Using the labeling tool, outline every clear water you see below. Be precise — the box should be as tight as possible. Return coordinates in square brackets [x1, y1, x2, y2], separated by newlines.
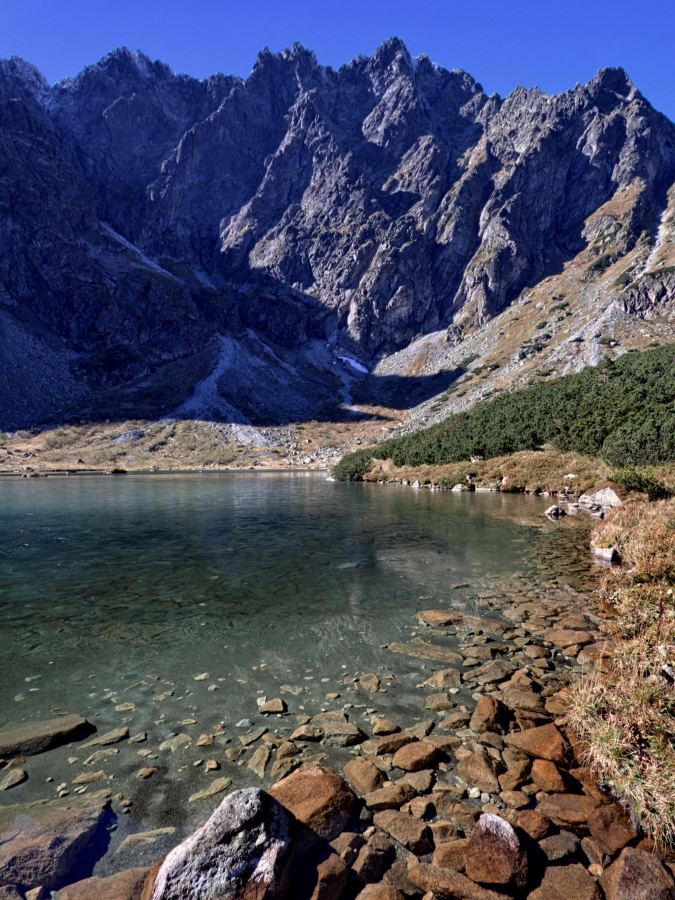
[0, 472, 595, 852]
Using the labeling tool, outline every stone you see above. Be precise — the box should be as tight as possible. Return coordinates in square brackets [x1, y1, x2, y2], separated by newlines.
[457, 750, 501, 793]
[352, 834, 395, 883]
[580, 487, 623, 509]
[359, 674, 381, 693]
[536, 793, 600, 828]
[408, 720, 435, 740]
[528, 863, 601, 900]
[498, 759, 530, 792]
[500, 790, 530, 809]
[587, 804, 638, 856]
[464, 813, 528, 890]
[310, 851, 348, 900]
[0, 770, 27, 791]
[364, 783, 415, 811]
[270, 764, 355, 841]
[539, 830, 580, 861]
[83, 747, 119, 767]
[344, 759, 385, 794]
[372, 718, 399, 736]
[72, 770, 107, 785]
[407, 864, 506, 900]
[56, 869, 152, 900]
[248, 745, 271, 778]
[355, 886, 404, 900]
[398, 769, 434, 793]
[117, 829, 176, 853]
[439, 712, 471, 729]
[310, 713, 364, 748]
[376, 733, 416, 755]
[187, 777, 232, 803]
[0, 790, 110, 891]
[386, 641, 464, 666]
[137, 768, 158, 779]
[0, 715, 91, 758]
[600, 847, 675, 900]
[545, 629, 593, 648]
[499, 689, 546, 714]
[148, 788, 295, 899]
[0, 888, 24, 900]
[545, 506, 566, 518]
[415, 612, 507, 635]
[392, 741, 436, 772]
[423, 668, 462, 689]
[504, 724, 567, 762]
[594, 546, 619, 562]
[433, 838, 469, 871]
[291, 725, 324, 742]
[471, 660, 516, 685]
[430, 820, 461, 843]
[260, 699, 287, 715]
[530, 759, 566, 793]
[158, 734, 191, 752]
[469, 696, 510, 734]
[516, 810, 550, 840]
[425, 693, 456, 711]
[80, 727, 129, 747]
[372, 811, 432, 855]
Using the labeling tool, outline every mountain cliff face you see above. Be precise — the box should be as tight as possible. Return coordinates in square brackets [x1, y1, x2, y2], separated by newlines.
[1, 40, 675, 430]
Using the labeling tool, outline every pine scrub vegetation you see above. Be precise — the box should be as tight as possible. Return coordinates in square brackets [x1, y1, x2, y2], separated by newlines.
[332, 345, 675, 480]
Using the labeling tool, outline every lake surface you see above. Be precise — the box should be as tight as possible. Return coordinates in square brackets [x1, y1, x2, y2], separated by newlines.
[0, 472, 596, 853]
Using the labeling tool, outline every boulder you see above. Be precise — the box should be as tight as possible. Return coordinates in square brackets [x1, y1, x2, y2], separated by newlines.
[503, 724, 567, 763]
[536, 793, 600, 829]
[528, 863, 601, 900]
[392, 741, 436, 772]
[579, 487, 623, 508]
[530, 759, 567, 793]
[469, 696, 510, 734]
[544, 630, 594, 649]
[0, 790, 110, 891]
[463, 813, 528, 890]
[423, 668, 462, 689]
[587, 805, 638, 856]
[545, 506, 566, 518]
[270, 764, 355, 841]
[148, 788, 295, 900]
[351, 834, 395, 884]
[364, 783, 415, 811]
[516, 810, 550, 840]
[355, 886, 404, 900]
[432, 837, 469, 871]
[58, 867, 151, 900]
[407, 864, 506, 900]
[372, 811, 432, 855]
[457, 750, 501, 793]
[309, 713, 364, 748]
[343, 759, 385, 795]
[600, 847, 675, 900]
[0, 715, 91, 758]
[375, 733, 416, 755]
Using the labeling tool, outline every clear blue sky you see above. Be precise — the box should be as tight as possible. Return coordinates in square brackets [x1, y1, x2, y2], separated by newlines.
[3, 0, 674, 120]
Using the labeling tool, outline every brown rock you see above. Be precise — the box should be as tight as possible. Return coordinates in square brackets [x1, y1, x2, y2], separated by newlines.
[376, 733, 416, 755]
[432, 797, 481, 831]
[291, 725, 324, 742]
[499, 689, 546, 714]
[464, 813, 528, 890]
[80, 727, 129, 748]
[587, 804, 638, 856]
[600, 847, 675, 900]
[372, 719, 399, 736]
[57, 867, 151, 900]
[392, 741, 436, 772]
[344, 759, 385, 795]
[372, 811, 432, 855]
[432, 838, 469, 871]
[545, 629, 594, 648]
[499, 790, 530, 809]
[472, 660, 516, 685]
[539, 831, 580, 862]
[426, 734, 462, 753]
[516, 810, 550, 840]
[311, 850, 348, 900]
[439, 712, 471, 729]
[355, 885, 404, 900]
[536, 793, 600, 829]
[469, 697, 510, 734]
[309, 712, 364, 748]
[425, 693, 456, 711]
[0, 770, 27, 791]
[503, 724, 567, 762]
[359, 674, 381, 693]
[407, 863, 507, 900]
[365, 783, 416, 811]
[528, 863, 601, 900]
[386, 641, 464, 666]
[352, 834, 395, 884]
[414, 612, 507, 635]
[430, 820, 461, 844]
[498, 759, 530, 792]
[531, 759, 567, 793]
[0, 715, 91, 758]
[457, 750, 501, 793]
[398, 769, 434, 793]
[270, 763, 355, 841]
[260, 698, 287, 715]
[423, 668, 462, 689]
[0, 790, 110, 890]
[0, 888, 24, 900]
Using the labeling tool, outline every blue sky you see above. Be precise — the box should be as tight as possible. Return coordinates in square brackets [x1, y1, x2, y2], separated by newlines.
[3, 0, 674, 119]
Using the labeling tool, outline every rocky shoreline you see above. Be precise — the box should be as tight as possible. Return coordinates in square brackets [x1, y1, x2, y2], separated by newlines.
[1, 540, 671, 900]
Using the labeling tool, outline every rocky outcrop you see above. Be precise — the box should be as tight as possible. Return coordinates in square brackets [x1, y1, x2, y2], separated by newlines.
[1, 43, 675, 427]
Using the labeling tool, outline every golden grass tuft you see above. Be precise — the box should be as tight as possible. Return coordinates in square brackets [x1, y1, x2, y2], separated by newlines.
[568, 497, 675, 847]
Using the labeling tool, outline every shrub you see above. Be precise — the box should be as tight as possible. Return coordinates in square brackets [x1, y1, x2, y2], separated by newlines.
[332, 449, 373, 481]
[611, 468, 671, 501]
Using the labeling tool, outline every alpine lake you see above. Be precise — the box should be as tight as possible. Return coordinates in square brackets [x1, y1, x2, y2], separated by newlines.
[0, 471, 599, 878]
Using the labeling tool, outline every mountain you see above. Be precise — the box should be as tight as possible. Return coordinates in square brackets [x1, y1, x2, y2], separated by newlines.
[1, 40, 675, 434]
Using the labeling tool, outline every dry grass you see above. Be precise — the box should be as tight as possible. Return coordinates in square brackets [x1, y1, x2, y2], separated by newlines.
[365, 447, 614, 494]
[568, 497, 675, 847]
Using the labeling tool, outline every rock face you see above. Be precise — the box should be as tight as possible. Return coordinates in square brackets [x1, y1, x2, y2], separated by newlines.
[0, 790, 111, 891]
[148, 788, 296, 900]
[1, 45, 675, 427]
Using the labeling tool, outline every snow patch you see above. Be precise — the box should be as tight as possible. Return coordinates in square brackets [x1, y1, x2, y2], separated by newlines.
[337, 356, 369, 374]
[100, 222, 176, 279]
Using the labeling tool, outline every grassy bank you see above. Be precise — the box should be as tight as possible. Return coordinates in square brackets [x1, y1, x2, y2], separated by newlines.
[568, 498, 675, 845]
